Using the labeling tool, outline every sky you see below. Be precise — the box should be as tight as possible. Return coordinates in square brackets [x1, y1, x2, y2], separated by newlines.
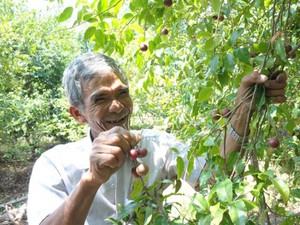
[27, 0, 75, 12]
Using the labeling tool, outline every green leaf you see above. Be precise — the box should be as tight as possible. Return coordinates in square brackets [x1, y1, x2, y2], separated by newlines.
[97, 0, 109, 12]
[216, 178, 233, 202]
[211, 0, 221, 12]
[203, 136, 215, 146]
[272, 177, 290, 204]
[253, 84, 265, 111]
[230, 28, 244, 46]
[84, 26, 96, 40]
[233, 48, 250, 64]
[226, 151, 239, 171]
[275, 39, 287, 63]
[291, 189, 300, 199]
[144, 207, 153, 225]
[210, 202, 225, 224]
[58, 7, 73, 22]
[110, 0, 124, 15]
[242, 198, 257, 211]
[228, 200, 247, 225]
[95, 29, 106, 47]
[223, 53, 235, 73]
[193, 193, 210, 214]
[252, 42, 269, 53]
[197, 87, 214, 103]
[176, 156, 185, 178]
[210, 55, 219, 74]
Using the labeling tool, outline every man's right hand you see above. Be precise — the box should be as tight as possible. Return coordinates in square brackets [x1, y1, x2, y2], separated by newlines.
[87, 126, 141, 186]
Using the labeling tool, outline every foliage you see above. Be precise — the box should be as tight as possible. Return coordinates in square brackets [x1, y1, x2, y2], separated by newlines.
[0, 0, 86, 162]
[57, 0, 300, 223]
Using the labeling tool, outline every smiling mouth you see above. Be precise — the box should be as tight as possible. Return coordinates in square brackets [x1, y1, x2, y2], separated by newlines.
[105, 115, 127, 124]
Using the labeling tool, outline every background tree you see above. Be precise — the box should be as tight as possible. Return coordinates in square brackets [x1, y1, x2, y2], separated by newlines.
[0, 0, 85, 161]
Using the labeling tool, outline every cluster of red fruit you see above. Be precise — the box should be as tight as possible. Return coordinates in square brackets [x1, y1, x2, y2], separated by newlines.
[139, 1, 172, 52]
[128, 147, 149, 177]
[128, 147, 148, 160]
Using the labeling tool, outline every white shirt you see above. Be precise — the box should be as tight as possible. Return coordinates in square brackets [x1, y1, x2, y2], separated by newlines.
[27, 129, 205, 225]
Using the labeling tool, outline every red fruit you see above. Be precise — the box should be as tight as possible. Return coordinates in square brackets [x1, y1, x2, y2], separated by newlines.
[161, 28, 169, 35]
[131, 167, 139, 177]
[128, 149, 139, 160]
[250, 52, 258, 58]
[218, 15, 225, 21]
[136, 164, 149, 177]
[221, 109, 231, 118]
[140, 43, 148, 52]
[285, 44, 292, 54]
[138, 147, 148, 157]
[289, 52, 296, 59]
[268, 138, 280, 148]
[163, 0, 172, 7]
[211, 110, 221, 121]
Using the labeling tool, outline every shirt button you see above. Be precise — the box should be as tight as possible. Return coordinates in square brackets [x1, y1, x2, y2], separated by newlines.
[111, 184, 115, 188]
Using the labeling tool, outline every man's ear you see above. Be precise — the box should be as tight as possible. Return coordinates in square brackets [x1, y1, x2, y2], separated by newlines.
[69, 106, 87, 124]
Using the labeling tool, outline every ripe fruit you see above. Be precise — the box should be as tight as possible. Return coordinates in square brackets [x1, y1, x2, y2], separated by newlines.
[161, 28, 169, 35]
[212, 15, 218, 20]
[268, 137, 280, 148]
[131, 167, 139, 177]
[140, 43, 148, 52]
[138, 147, 148, 157]
[289, 51, 296, 59]
[250, 52, 258, 58]
[136, 164, 149, 177]
[164, 0, 172, 7]
[211, 110, 221, 121]
[221, 109, 231, 118]
[218, 15, 225, 21]
[285, 44, 292, 54]
[128, 149, 139, 160]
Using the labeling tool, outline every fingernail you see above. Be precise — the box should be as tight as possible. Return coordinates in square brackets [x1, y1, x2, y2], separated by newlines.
[276, 76, 283, 83]
[261, 75, 268, 82]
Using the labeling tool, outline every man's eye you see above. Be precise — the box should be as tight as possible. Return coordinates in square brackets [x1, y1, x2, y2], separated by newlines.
[119, 90, 129, 96]
[95, 97, 106, 103]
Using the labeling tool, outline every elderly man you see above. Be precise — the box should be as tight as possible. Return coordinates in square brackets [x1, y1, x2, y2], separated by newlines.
[27, 52, 287, 225]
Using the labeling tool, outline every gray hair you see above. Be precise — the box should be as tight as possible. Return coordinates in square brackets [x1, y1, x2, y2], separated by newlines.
[62, 52, 128, 108]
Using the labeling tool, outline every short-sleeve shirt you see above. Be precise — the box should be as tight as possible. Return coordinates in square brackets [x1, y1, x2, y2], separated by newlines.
[27, 129, 205, 225]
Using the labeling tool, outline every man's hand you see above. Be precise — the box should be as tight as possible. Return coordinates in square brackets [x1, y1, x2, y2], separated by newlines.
[221, 70, 287, 158]
[236, 70, 287, 109]
[88, 126, 142, 185]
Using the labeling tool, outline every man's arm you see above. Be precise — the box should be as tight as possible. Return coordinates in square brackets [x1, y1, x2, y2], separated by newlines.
[40, 173, 100, 225]
[35, 126, 148, 225]
[220, 70, 287, 158]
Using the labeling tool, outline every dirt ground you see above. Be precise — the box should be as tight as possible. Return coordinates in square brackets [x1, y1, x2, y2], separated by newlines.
[0, 161, 33, 205]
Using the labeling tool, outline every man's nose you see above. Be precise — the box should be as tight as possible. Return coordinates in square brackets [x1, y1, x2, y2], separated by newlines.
[109, 99, 124, 113]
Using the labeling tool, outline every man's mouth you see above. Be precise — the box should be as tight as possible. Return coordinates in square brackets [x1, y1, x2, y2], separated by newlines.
[105, 114, 127, 124]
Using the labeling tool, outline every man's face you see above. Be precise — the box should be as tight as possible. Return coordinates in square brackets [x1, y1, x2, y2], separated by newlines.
[79, 72, 133, 137]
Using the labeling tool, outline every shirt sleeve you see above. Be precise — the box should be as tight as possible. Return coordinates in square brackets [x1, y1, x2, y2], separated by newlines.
[27, 153, 68, 225]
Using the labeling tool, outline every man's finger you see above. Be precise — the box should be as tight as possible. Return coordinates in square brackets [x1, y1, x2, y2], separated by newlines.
[241, 70, 268, 88]
[275, 71, 287, 83]
[99, 126, 141, 148]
